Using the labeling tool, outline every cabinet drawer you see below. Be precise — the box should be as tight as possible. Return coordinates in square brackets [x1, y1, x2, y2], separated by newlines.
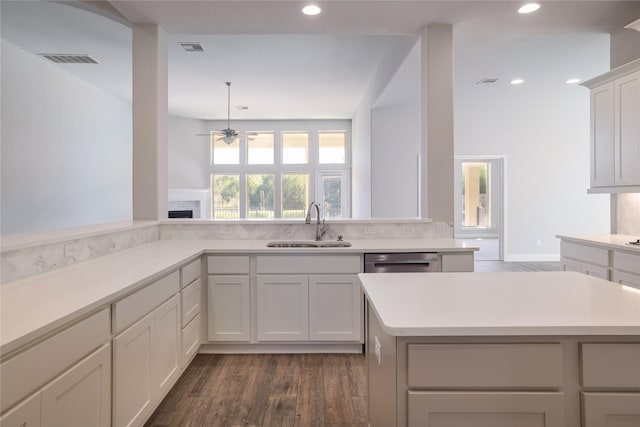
[561, 241, 609, 266]
[256, 255, 361, 274]
[581, 262, 609, 280]
[0, 308, 110, 413]
[182, 314, 201, 368]
[582, 393, 640, 427]
[407, 343, 563, 389]
[581, 343, 640, 390]
[181, 278, 201, 327]
[112, 270, 179, 334]
[181, 258, 201, 288]
[611, 270, 640, 289]
[613, 251, 640, 275]
[408, 391, 565, 427]
[207, 256, 250, 274]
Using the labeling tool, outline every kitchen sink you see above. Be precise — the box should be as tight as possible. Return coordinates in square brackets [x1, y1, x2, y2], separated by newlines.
[266, 240, 351, 248]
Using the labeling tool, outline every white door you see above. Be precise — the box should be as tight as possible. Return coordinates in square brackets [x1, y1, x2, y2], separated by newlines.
[113, 312, 154, 427]
[41, 344, 111, 427]
[257, 275, 309, 341]
[454, 157, 504, 260]
[207, 275, 250, 341]
[152, 294, 181, 398]
[0, 391, 41, 427]
[308, 275, 362, 341]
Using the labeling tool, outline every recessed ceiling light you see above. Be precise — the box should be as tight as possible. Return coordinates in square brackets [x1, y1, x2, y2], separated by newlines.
[510, 78, 525, 85]
[566, 78, 581, 84]
[518, 3, 540, 14]
[302, 4, 322, 16]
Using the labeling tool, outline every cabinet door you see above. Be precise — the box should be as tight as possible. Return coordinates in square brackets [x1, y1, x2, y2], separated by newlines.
[560, 257, 581, 273]
[407, 391, 564, 427]
[207, 275, 250, 341]
[590, 82, 615, 187]
[113, 312, 154, 427]
[152, 294, 181, 399]
[257, 275, 309, 341]
[614, 71, 640, 186]
[41, 344, 111, 427]
[581, 262, 609, 280]
[612, 270, 640, 289]
[309, 275, 362, 341]
[583, 393, 640, 427]
[0, 391, 41, 427]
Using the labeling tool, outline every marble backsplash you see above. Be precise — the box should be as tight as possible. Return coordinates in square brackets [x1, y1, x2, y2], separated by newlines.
[1, 224, 160, 284]
[617, 193, 640, 236]
[159, 220, 452, 241]
[1, 220, 451, 283]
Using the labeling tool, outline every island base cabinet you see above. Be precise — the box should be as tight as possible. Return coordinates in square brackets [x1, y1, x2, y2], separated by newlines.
[41, 343, 111, 427]
[407, 392, 565, 427]
[582, 393, 640, 427]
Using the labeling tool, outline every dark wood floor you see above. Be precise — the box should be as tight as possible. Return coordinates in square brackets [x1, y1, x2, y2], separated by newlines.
[144, 353, 367, 427]
[146, 261, 562, 426]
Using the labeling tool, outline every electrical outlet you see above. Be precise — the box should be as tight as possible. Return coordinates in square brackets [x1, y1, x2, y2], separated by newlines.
[364, 225, 377, 236]
[374, 336, 382, 365]
[536, 239, 542, 247]
[64, 242, 80, 258]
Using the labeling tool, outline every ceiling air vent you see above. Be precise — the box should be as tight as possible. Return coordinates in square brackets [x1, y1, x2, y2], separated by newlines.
[179, 42, 204, 52]
[476, 78, 499, 84]
[39, 54, 99, 64]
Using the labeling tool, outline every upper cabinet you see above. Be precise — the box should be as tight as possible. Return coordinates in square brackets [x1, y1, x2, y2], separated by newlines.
[582, 58, 640, 193]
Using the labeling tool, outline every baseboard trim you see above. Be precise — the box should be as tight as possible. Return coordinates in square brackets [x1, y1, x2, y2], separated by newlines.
[198, 342, 364, 354]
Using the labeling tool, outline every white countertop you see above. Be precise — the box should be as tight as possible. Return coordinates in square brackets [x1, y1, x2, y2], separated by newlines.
[0, 238, 476, 355]
[557, 234, 640, 252]
[359, 271, 640, 337]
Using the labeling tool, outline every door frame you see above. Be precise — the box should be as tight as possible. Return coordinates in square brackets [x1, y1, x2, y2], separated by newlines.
[454, 155, 506, 261]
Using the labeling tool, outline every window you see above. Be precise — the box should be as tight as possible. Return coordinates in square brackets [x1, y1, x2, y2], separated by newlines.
[209, 128, 350, 219]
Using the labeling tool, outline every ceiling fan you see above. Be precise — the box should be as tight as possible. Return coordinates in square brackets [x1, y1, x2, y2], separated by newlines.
[197, 81, 254, 144]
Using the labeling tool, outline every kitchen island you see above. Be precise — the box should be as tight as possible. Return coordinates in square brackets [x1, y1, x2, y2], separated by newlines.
[359, 271, 640, 427]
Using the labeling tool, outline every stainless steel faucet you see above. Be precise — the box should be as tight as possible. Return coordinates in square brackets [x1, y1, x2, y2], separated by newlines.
[305, 201, 328, 241]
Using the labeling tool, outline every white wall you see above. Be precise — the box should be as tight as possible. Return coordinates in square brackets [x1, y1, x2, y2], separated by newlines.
[168, 115, 209, 188]
[371, 107, 420, 217]
[1, 40, 132, 235]
[454, 33, 611, 260]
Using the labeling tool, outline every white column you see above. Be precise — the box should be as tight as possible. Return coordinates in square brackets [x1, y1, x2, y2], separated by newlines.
[420, 24, 454, 222]
[132, 24, 168, 220]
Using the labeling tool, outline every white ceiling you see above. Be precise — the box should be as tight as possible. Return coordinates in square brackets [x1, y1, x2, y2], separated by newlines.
[2, 0, 640, 120]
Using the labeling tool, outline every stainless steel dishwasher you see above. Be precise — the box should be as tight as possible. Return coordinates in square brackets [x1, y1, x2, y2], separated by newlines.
[364, 252, 440, 273]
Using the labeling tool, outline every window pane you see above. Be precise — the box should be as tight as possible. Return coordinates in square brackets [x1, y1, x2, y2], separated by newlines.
[247, 174, 274, 219]
[282, 174, 309, 219]
[322, 175, 343, 218]
[247, 132, 274, 164]
[211, 174, 239, 219]
[461, 162, 490, 228]
[319, 132, 346, 164]
[212, 134, 239, 165]
[282, 132, 309, 164]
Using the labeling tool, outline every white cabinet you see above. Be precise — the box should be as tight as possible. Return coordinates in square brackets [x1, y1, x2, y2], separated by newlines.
[207, 275, 250, 341]
[207, 256, 251, 342]
[41, 344, 111, 427]
[0, 309, 110, 427]
[257, 275, 309, 341]
[583, 59, 640, 192]
[560, 241, 610, 280]
[0, 392, 41, 427]
[309, 275, 362, 341]
[113, 290, 181, 427]
[612, 250, 640, 289]
[256, 255, 363, 343]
